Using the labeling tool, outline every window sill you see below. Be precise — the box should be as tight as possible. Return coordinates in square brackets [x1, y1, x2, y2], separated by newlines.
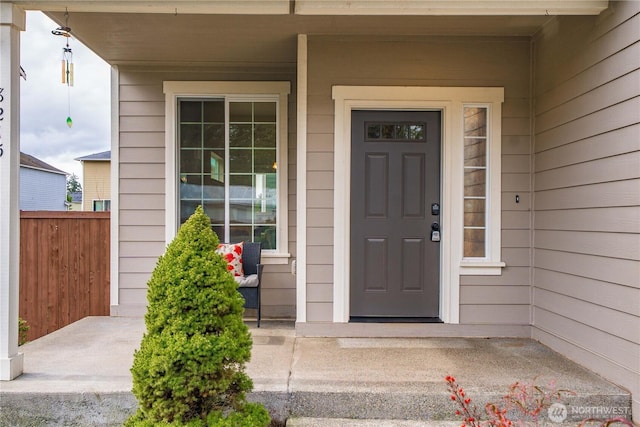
[262, 252, 292, 265]
[459, 261, 506, 276]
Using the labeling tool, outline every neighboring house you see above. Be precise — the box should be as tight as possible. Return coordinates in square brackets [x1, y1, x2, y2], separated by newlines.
[67, 191, 83, 211]
[75, 150, 111, 211]
[2, 1, 639, 419]
[19, 152, 67, 211]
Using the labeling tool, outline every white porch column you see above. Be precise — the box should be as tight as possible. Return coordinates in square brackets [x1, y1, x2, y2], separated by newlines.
[0, 2, 25, 381]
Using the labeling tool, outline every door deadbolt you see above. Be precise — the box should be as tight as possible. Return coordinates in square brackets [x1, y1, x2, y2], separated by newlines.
[431, 222, 441, 242]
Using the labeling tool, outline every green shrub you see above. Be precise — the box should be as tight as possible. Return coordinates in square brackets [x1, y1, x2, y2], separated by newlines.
[18, 317, 29, 346]
[126, 206, 270, 427]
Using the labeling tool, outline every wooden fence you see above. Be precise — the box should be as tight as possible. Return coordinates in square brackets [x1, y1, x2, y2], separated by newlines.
[19, 211, 110, 341]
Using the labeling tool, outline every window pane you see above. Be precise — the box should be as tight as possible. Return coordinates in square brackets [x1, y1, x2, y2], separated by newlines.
[255, 124, 276, 148]
[230, 175, 253, 199]
[230, 202, 252, 224]
[204, 124, 224, 149]
[180, 200, 200, 224]
[381, 124, 394, 139]
[230, 149, 252, 173]
[464, 229, 486, 258]
[180, 124, 201, 148]
[211, 226, 224, 242]
[255, 226, 276, 250]
[180, 174, 202, 199]
[203, 200, 225, 224]
[180, 149, 202, 174]
[408, 124, 424, 140]
[180, 101, 201, 122]
[254, 102, 276, 122]
[230, 102, 252, 122]
[464, 170, 486, 197]
[230, 226, 252, 243]
[204, 150, 225, 182]
[254, 201, 276, 225]
[255, 149, 276, 174]
[367, 124, 381, 139]
[202, 175, 224, 199]
[203, 100, 224, 122]
[230, 124, 252, 148]
[395, 124, 408, 140]
[464, 199, 486, 227]
[464, 107, 487, 137]
[464, 138, 486, 167]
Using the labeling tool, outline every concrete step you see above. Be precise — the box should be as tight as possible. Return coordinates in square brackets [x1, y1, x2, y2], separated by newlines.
[285, 419, 600, 427]
[262, 390, 632, 425]
[286, 418, 460, 427]
[2, 389, 632, 426]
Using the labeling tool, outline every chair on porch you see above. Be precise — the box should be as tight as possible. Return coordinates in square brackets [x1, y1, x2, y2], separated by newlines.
[235, 242, 263, 327]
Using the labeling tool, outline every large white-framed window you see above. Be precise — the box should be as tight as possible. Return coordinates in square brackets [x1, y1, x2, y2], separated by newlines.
[332, 86, 505, 324]
[164, 81, 291, 264]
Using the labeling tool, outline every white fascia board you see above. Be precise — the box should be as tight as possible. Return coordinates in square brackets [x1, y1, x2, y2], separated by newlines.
[296, 0, 608, 16]
[12, 1, 290, 15]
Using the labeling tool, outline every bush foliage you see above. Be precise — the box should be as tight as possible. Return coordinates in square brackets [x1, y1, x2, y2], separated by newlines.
[126, 206, 270, 427]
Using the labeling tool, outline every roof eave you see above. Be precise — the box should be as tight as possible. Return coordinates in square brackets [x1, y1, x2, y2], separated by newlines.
[11, 0, 608, 16]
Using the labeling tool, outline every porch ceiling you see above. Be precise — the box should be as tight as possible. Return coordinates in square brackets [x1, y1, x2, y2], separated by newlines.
[44, 12, 555, 66]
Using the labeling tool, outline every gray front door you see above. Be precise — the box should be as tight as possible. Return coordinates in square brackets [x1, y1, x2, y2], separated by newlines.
[350, 110, 441, 320]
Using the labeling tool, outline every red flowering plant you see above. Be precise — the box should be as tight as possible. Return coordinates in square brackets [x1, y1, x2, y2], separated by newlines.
[445, 375, 575, 427]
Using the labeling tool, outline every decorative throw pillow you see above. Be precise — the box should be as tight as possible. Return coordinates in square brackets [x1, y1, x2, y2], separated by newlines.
[215, 242, 244, 277]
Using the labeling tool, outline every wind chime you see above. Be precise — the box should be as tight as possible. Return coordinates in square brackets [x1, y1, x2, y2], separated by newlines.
[52, 11, 74, 128]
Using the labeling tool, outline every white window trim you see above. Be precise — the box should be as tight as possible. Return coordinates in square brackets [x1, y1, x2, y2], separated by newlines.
[332, 86, 505, 324]
[460, 103, 505, 273]
[163, 81, 291, 264]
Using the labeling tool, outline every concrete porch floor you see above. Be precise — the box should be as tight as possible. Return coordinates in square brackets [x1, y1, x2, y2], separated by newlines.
[0, 316, 632, 426]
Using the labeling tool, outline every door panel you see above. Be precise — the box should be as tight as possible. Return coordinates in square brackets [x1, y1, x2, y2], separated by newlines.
[364, 238, 388, 292]
[402, 153, 426, 218]
[402, 238, 425, 292]
[365, 153, 389, 218]
[351, 110, 441, 320]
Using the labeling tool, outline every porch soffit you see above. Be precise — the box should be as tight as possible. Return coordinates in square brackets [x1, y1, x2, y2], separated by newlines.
[16, 1, 607, 67]
[41, 12, 553, 66]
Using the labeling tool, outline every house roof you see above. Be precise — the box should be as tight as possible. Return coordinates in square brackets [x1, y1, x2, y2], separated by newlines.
[75, 150, 111, 162]
[69, 191, 83, 203]
[20, 152, 67, 175]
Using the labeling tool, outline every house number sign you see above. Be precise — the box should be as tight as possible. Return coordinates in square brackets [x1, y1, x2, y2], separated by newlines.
[0, 87, 4, 157]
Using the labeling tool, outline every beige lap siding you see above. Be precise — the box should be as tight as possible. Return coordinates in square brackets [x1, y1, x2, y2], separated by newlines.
[116, 68, 297, 318]
[532, 1, 640, 420]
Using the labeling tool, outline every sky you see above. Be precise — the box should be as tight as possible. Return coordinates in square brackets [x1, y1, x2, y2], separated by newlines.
[20, 11, 111, 182]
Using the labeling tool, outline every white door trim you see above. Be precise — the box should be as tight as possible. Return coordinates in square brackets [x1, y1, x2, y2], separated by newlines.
[332, 86, 504, 324]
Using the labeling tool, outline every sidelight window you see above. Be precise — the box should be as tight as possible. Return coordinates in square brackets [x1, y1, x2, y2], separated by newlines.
[463, 106, 488, 258]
